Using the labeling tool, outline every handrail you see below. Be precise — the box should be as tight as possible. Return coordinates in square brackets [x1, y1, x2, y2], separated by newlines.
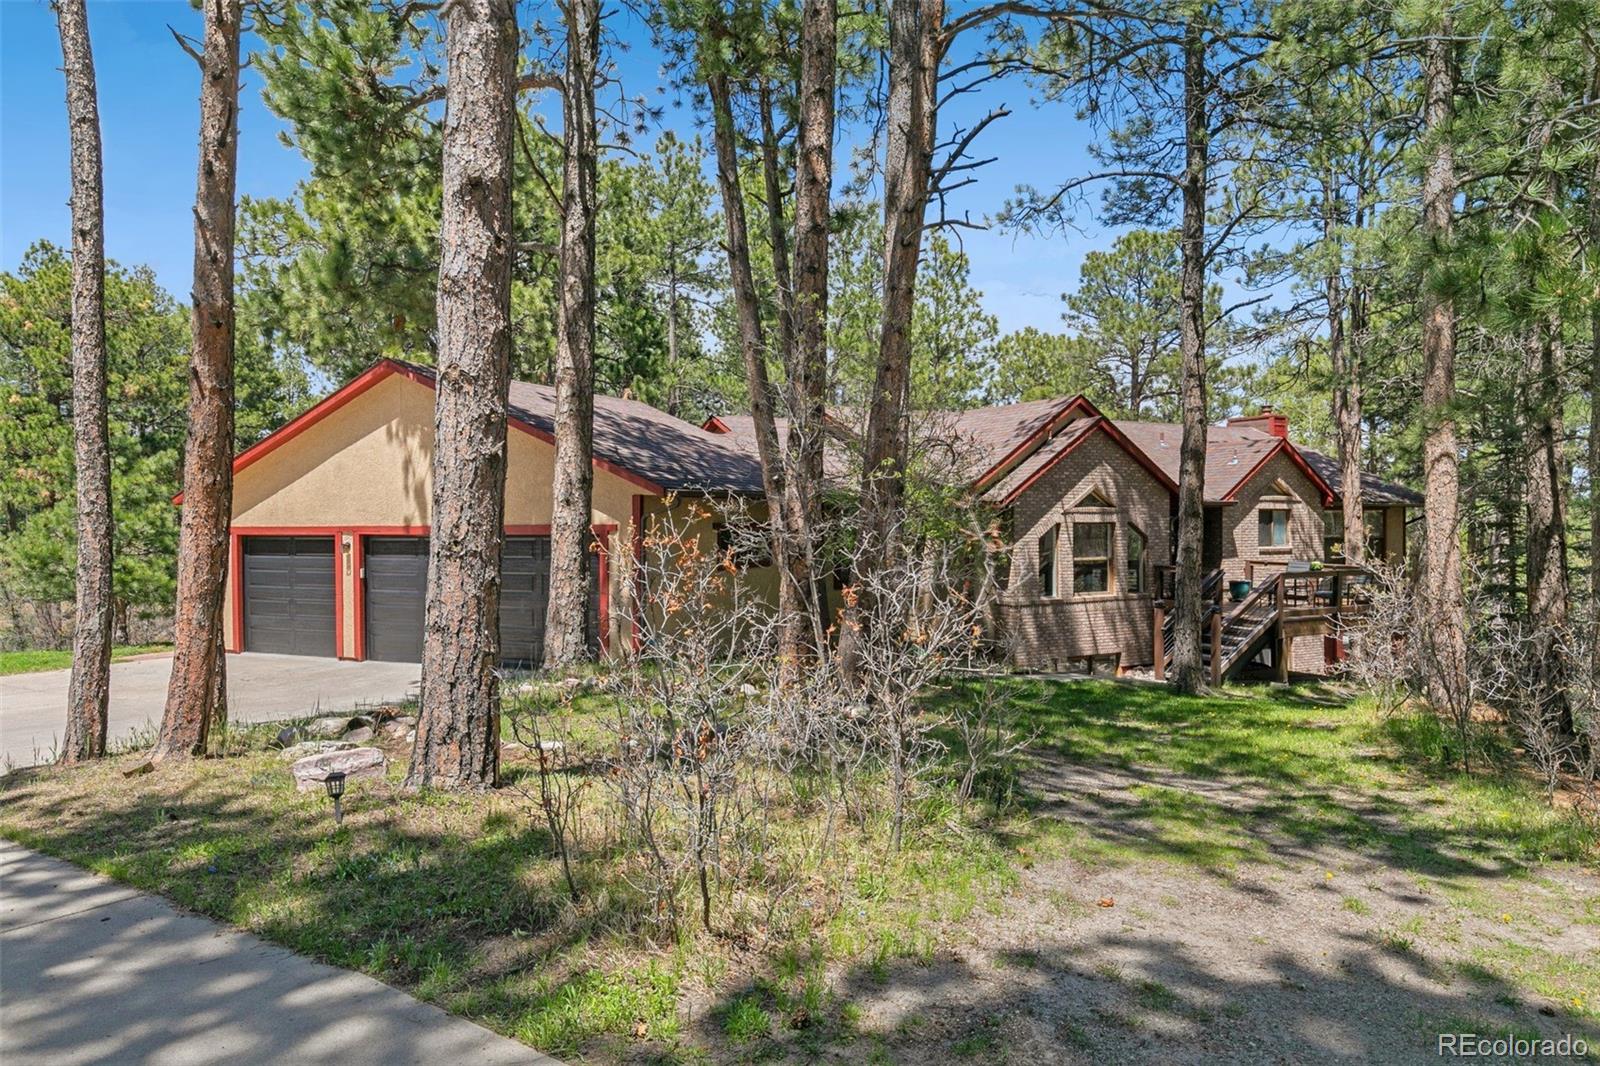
[1215, 573, 1281, 679]
[1154, 567, 1225, 679]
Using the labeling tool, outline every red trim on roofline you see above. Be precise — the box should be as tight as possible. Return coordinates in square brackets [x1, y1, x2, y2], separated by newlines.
[180, 358, 667, 503]
[972, 394, 1103, 493]
[1219, 439, 1336, 507]
[701, 415, 732, 434]
[995, 416, 1179, 508]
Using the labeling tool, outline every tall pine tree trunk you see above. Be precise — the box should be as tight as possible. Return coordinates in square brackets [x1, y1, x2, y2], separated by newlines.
[543, 0, 599, 668]
[406, 0, 516, 790]
[56, 0, 111, 765]
[791, 0, 836, 650]
[1523, 313, 1571, 734]
[1325, 174, 1364, 566]
[842, 0, 939, 672]
[754, 82, 815, 667]
[1590, 77, 1600, 692]
[1418, 24, 1468, 710]
[1168, 19, 1209, 694]
[707, 69, 801, 652]
[155, 0, 242, 761]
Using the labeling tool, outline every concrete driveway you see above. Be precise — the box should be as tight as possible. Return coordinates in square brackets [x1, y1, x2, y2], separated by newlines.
[0, 653, 420, 769]
[0, 842, 553, 1065]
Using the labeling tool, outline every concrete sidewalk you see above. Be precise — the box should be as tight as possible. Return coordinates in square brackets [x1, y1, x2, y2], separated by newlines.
[0, 841, 557, 1065]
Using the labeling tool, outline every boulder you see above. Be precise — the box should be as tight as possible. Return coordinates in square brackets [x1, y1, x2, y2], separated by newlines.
[379, 720, 411, 739]
[274, 725, 303, 749]
[344, 726, 376, 743]
[305, 716, 354, 739]
[290, 747, 387, 792]
[277, 740, 356, 762]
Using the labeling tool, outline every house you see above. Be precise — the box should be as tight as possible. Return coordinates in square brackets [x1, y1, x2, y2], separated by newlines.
[216, 357, 1421, 679]
[214, 358, 765, 665]
[952, 399, 1421, 677]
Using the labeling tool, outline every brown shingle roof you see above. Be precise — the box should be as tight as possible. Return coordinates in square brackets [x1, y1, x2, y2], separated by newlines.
[1297, 447, 1425, 507]
[1112, 421, 1285, 503]
[395, 360, 766, 494]
[947, 397, 1076, 479]
[707, 414, 857, 485]
[980, 417, 1100, 503]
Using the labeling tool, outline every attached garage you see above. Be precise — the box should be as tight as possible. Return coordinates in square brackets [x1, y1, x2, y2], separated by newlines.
[241, 536, 336, 657]
[218, 358, 767, 663]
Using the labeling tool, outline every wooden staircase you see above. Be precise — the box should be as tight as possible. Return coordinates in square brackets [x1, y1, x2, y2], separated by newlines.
[1154, 567, 1365, 684]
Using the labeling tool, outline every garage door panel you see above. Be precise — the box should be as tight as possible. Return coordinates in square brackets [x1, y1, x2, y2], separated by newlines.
[360, 534, 599, 666]
[364, 537, 428, 663]
[242, 536, 336, 658]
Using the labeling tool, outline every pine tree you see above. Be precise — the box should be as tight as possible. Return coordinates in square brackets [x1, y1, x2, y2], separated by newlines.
[544, 0, 601, 668]
[155, 0, 244, 761]
[54, 0, 111, 764]
[406, 0, 517, 790]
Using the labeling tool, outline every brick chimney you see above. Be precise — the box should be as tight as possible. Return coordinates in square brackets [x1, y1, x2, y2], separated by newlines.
[1227, 406, 1289, 439]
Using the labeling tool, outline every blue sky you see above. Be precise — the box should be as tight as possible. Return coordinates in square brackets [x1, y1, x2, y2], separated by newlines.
[2, 0, 1108, 335]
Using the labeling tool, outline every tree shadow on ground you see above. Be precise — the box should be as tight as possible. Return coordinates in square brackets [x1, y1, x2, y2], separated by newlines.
[690, 917, 1599, 1065]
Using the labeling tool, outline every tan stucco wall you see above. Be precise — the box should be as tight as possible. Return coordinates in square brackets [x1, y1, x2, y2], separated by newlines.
[226, 371, 646, 655]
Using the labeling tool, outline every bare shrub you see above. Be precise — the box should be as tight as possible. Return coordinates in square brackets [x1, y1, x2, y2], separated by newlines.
[601, 498, 784, 935]
[950, 678, 1034, 806]
[837, 532, 997, 850]
[1338, 564, 1422, 716]
[504, 677, 594, 903]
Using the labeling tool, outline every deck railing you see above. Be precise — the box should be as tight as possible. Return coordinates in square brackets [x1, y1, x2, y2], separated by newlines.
[1152, 562, 1375, 682]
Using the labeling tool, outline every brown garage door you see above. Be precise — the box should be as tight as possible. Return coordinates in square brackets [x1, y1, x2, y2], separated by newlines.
[362, 535, 599, 666]
[242, 536, 336, 657]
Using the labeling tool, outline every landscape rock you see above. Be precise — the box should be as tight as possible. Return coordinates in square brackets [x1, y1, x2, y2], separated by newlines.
[344, 726, 375, 743]
[274, 725, 303, 749]
[378, 714, 418, 735]
[305, 716, 354, 739]
[277, 740, 356, 762]
[290, 747, 387, 792]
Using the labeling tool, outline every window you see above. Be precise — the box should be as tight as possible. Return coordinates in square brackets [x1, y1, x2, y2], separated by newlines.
[1365, 510, 1386, 560]
[1074, 488, 1115, 509]
[1073, 521, 1114, 594]
[715, 523, 772, 569]
[1323, 510, 1344, 560]
[1126, 525, 1147, 593]
[1258, 507, 1289, 549]
[1037, 524, 1059, 597]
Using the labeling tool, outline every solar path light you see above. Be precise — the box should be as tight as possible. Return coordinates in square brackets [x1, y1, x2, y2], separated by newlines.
[324, 771, 347, 825]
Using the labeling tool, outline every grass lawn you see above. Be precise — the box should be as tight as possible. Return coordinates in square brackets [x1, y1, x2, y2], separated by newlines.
[0, 644, 172, 676]
[2, 677, 1594, 1063]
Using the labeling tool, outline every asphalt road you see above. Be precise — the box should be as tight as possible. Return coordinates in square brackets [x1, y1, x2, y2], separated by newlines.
[0, 841, 554, 1066]
[0, 653, 419, 769]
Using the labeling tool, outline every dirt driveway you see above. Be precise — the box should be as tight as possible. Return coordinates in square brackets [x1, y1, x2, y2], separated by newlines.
[836, 759, 1600, 1064]
[0, 653, 419, 769]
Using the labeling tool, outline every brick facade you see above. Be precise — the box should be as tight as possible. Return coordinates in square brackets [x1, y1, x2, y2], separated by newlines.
[997, 430, 1172, 670]
[1218, 451, 1326, 584]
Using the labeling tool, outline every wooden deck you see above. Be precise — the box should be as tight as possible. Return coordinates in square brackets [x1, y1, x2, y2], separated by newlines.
[1152, 564, 1371, 683]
